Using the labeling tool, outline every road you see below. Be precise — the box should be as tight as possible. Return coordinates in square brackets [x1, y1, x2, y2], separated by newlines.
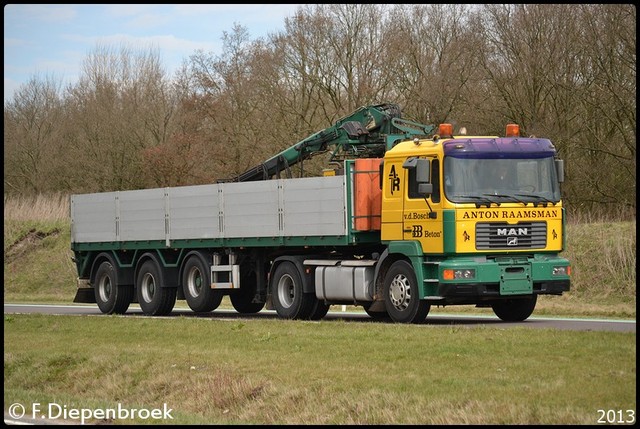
[4, 303, 636, 332]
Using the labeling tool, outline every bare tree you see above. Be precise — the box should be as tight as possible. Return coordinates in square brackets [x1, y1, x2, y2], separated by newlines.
[571, 4, 636, 211]
[470, 4, 635, 213]
[380, 4, 482, 126]
[4, 75, 63, 193]
[184, 24, 276, 179]
[62, 43, 177, 191]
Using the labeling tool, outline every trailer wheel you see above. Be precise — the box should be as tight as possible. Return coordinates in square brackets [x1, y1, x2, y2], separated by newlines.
[383, 260, 430, 324]
[182, 255, 223, 313]
[230, 267, 265, 314]
[271, 261, 315, 320]
[491, 295, 537, 322]
[94, 260, 133, 314]
[136, 259, 176, 316]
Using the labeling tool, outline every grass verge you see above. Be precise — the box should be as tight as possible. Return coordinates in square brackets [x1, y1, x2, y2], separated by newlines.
[4, 313, 636, 425]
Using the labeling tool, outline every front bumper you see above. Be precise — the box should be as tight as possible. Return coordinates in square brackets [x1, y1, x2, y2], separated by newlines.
[425, 254, 570, 304]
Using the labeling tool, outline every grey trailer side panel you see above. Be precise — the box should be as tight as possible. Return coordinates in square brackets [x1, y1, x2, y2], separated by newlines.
[119, 188, 166, 242]
[222, 180, 280, 238]
[282, 176, 345, 236]
[71, 175, 348, 245]
[71, 192, 118, 243]
[168, 184, 220, 240]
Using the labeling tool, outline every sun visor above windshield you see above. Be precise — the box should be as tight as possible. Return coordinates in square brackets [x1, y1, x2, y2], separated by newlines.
[443, 138, 557, 159]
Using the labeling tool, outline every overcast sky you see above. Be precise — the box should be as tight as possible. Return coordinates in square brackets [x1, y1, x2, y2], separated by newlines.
[4, 4, 302, 102]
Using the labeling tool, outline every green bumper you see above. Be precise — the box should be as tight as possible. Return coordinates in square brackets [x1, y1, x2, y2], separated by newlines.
[425, 253, 570, 302]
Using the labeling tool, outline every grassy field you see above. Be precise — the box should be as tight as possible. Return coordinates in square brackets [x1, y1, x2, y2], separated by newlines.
[3, 194, 637, 424]
[4, 314, 636, 424]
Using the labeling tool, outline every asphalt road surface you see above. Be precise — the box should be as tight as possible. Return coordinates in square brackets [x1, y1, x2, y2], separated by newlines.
[4, 303, 635, 333]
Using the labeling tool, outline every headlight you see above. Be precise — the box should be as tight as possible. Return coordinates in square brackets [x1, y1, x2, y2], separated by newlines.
[552, 266, 571, 276]
[443, 269, 476, 280]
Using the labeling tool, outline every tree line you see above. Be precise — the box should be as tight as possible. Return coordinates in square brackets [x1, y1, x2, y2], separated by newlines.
[3, 4, 635, 218]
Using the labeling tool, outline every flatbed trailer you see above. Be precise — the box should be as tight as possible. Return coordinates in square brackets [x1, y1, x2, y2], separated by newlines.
[72, 161, 385, 319]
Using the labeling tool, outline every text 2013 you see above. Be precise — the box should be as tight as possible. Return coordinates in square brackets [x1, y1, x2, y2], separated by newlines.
[597, 409, 635, 424]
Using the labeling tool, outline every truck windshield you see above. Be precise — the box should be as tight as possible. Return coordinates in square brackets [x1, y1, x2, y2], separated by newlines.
[443, 156, 561, 205]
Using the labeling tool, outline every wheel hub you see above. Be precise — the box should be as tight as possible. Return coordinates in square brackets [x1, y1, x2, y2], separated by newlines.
[277, 274, 295, 308]
[141, 272, 156, 302]
[187, 266, 203, 297]
[389, 274, 411, 310]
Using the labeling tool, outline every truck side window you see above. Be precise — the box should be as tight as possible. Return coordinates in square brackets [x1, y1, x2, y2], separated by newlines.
[407, 166, 420, 199]
[408, 159, 440, 203]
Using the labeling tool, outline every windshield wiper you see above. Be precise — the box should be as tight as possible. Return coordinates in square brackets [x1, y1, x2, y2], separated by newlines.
[482, 193, 528, 206]
[454, 195, 499, 208]
[514, 193, 557, 207]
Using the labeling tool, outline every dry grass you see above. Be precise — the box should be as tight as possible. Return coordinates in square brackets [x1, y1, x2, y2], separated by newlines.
[4, 193, 69, 222]
[563, 220, 636, 300]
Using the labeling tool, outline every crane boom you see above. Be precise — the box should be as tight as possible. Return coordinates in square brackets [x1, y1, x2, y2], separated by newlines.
[229, 103, 435, 182]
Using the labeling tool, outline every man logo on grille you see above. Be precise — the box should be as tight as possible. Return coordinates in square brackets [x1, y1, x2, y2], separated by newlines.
[497, 227, 529, 236]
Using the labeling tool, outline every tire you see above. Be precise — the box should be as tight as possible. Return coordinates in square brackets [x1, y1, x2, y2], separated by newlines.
[182, 255, 223, 313]
[94, 260, 133, 314]
[363, 302, 391, 321]
[271, 261, 316, 320]
[136, 259, 176, 316]
[383, 260, 430, 324]
[230, 266, 265, 314]
[309, 300, 330, 320]
[492, 295, 537, 322]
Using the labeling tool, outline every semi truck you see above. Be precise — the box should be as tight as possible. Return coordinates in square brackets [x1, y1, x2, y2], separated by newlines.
[70, 103, 570, 323]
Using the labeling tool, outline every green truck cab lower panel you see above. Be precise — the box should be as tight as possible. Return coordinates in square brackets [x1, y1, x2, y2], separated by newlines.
[434, 253, 570, 304]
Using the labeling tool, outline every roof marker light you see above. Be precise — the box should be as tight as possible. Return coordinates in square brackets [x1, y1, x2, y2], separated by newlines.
[506, 124, 520, 137]
[438, 123, 453, 137]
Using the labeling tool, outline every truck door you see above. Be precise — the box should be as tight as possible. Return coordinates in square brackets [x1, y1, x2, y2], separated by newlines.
[380, 160, 405, 241]
[402, 157, 444, 254]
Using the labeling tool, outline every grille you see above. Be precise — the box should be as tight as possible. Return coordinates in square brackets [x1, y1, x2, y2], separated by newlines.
[476, 222, 546, 250]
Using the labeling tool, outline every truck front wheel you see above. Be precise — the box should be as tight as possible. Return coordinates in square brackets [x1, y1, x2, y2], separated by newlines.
[94, 260, 133, 314]
[136, 259, 176, 316]
[182, 255, 223, 313]
[271, 261, 315, 320]
[491, 295, 537, 322]
[383, 260, 430, 324]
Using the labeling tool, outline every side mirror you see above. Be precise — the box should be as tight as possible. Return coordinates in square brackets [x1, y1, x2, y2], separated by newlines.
[403, 157, 432, 196]
[403, 157, 431, 183]
[418, 183, 433, 195]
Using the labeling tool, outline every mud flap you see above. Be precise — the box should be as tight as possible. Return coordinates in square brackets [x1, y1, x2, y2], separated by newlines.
[73, 287, 96, 303]
[265, 293, 274, 310]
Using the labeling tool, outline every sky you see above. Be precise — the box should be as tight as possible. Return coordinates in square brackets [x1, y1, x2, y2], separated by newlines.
[3, 4, 303, 102]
